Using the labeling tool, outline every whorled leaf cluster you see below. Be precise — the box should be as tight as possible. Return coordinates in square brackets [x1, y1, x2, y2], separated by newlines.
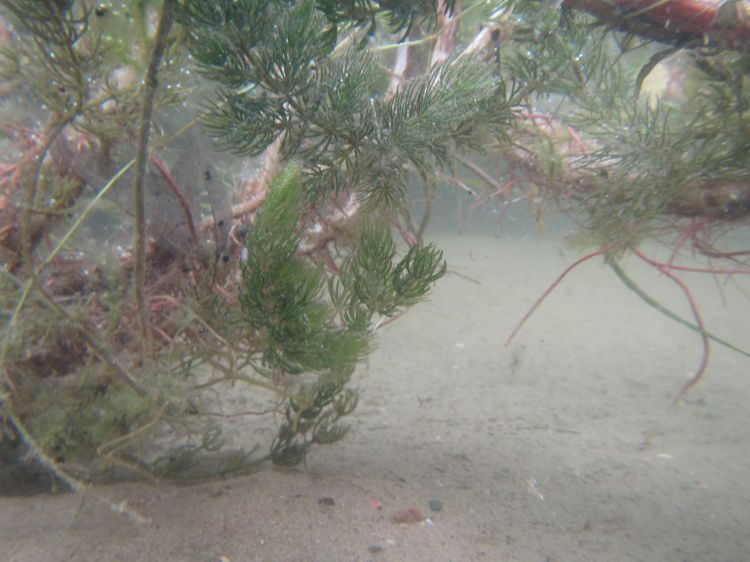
[240, 166, 446, 464]
[181, 0, 513, 207]
[0, 0, 475, 482]
[173, 0, 512, 465]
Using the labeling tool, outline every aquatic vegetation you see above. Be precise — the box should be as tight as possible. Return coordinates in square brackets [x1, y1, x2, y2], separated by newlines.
[0, 0, 748, 520]
[0, 0, 497, 496]
[484, 0, 750, 402]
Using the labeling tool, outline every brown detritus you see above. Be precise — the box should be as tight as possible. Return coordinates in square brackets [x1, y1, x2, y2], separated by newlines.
[671, 179, 750, 220]
[14, 327, 87, 379]
[42, 258, 104, 297]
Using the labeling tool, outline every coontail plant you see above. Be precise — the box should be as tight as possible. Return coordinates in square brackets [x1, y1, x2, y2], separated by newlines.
[239, 166, 445, 466]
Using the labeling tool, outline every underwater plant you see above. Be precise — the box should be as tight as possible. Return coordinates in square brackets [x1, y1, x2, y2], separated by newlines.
[0, 0, 748, 518]
[481, 0, 750, 403]
[0, 0, 506, 499]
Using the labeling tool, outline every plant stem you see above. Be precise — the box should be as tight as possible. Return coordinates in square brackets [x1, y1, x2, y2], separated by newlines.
[633, 249, 710, 405]
[132, 0, 177, 365]
[607, 257, 750, 359]
[506, 245, 614, 345]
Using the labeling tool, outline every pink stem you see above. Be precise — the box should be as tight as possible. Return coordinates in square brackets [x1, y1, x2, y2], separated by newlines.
[506, 245, 614, 345]
[151, 156, 201, 249]
[634, 248, 710, 405]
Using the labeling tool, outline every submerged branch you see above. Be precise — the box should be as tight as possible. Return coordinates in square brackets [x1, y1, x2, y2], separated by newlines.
[564, 0, 750, 51]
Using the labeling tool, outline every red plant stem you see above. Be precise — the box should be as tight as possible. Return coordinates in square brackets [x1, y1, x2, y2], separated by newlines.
[652, 262, 750, 274]
[319, 246, 341, 274]
[565, 125, 587, 152]
[152, 325, 174, 344]
[492, 177, 525, 198]
[151, 156, 201, 249]
[565, 0, 718, 39]
[614, 0, 719, 36]
[506, 245, 614, 345]
[668, 218, 708, 268]
[212, 283, 237, 305]
[571, 0, 750, 49]
[637, 246, 750, 274]
[454, 153, 501, 192]
[394, 220, 418, 247]
[692, 234, 750, 259]
[634, 249, 710, 405]
[470, 177, 527, 209]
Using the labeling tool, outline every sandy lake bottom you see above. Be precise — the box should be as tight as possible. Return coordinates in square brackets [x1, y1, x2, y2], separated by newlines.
[2, 233, 749, 562]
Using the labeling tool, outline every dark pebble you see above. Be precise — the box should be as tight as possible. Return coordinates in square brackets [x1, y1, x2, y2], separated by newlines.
[368, 544, 384, 553]
[318, 496, 335, 506]
[428, 499, 443, 512]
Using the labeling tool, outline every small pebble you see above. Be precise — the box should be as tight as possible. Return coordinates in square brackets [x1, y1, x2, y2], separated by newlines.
[318, 496, 335, 506]
[428, 499, 443, 512]
[392, 506, 423, 523]
[368, 544, 384, 553]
